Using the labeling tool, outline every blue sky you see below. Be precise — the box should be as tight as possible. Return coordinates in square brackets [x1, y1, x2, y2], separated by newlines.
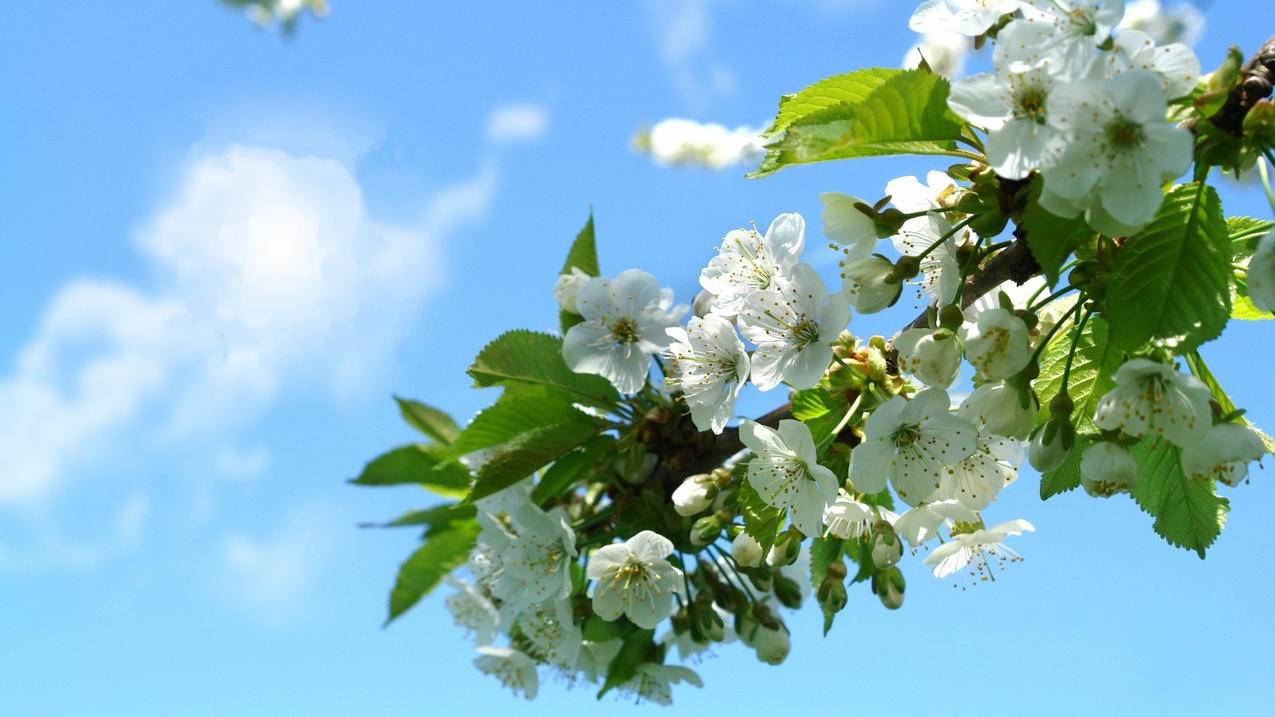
[2, 1, 1273, 714]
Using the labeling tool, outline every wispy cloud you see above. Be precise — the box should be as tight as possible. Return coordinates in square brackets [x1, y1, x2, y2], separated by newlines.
[217, 501, 340, 617]
[644, 0, 737, 109]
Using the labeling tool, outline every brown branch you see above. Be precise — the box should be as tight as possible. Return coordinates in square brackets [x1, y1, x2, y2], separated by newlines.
[1209, 35, 1275, 137]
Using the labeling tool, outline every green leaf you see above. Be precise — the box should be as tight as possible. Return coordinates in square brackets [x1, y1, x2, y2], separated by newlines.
[1185, 352, 1275, 454]
[559, 212, 600, 334]
[1226, 216, 1275, 260]
[1039, 434, 1092, 500]
[752, 69, 966, 178]
[735, 478, 785, 555]
[1130, 438, 1228, 559]
[532, 433, 616, 504]
[1020, 190, 1093, 285]
[394, 396, 460, 445]
[597, 630, 656, 699]
[367, 502, 476, 532]
[1106, 183, 1231, 351]
[809, 536, 844, 635]
[762, 67, 900, 136]
[1034, 315, 1123, 433]
[451, 387, 594, 456]
[467, 330, 619, 407]
[792, 388, 850, 447]
[466, 419, 604, 503]
[350, 444, 470, 497]
[385, 518, 479, 624]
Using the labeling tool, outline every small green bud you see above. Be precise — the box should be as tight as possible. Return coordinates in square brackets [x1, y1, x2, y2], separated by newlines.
[748, 566, 773, 593]
[751, 601, 782, 631]
[892, 255, 921, 280]
[1049, 392, 1074, 418]
[819, 577, 848, 613]
[773, 575, 803, 609]
[872, 566, 906, 610]
[938, 304, 964, 331]
[825, 559, 848, 581]
[870, 528, 903, 569]
[690, 514, 723, 546]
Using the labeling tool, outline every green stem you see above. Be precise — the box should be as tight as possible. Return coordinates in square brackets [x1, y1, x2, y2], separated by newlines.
[1028, 301, 1083, 366]
[1028, 286, 1077, 313]
[914, 215, 978, 262]
[1060, 306, 1093, 394]
[949, 233, 985, 306]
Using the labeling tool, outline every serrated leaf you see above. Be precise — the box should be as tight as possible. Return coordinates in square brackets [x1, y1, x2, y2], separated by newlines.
[1130, 438, 1228, 559]
[1039, 434, 1092, 500]
[752, 69, 966, 177]
[792, 388, 851, 447]
[597, 631, 655, 699]
[559, 213, 599, 335]
[532, 433, 616, 504]
[1020, 188, 1093, 285]
[466, 419, 603, 502]
[385, 518, 479, 624]
[1226, 215, 1275, 260]
[368, 502, 476, 532]
[350, 444, 470, 497]
[394, 396, 460, 445]
[762, 67, 901, 136]
[1034, 315, 1123, 433]
[1106, 183, 1231, 351]
[735, 479, 785, 555]
[809, 537, 844, 635]
[451, 388, 592, 456]
[468, 330, 619, 406]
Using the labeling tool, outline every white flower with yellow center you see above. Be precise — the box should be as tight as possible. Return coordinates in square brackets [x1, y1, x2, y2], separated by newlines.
[820, 192, 879, 259]
[587, 530, 685, 630]
[738, 263, 851, 391]
[942, 433, 1023, 510]
[892, 498, 978, 547]
[909, 0, 1021, 37]
[491, 504, 578, 614]
[1104, 28, 1200, 99]
[894, 327, 962, 389]
[473, 646, 539, 700]
[665, 314, 750, 434]
[444, 577, 500, 645]
[1180, 423, 1266, 487]
[619, 664, 704, 705]
[822, 490, 876, 540]
[516, 598, 583, 669]
[961, 307, 1032, 381]
[1093, 358, 1213, 446]
[564, 269, 684, 394]
[849, 389, 979, 505]
[740, 419, 840, 537]
[893, 215, 964, 304]
[699, 213, 805, 318]
[923, 519, 1035, 581]
[1014, 0, 1126, 77]
[949, 61, 1060, 180]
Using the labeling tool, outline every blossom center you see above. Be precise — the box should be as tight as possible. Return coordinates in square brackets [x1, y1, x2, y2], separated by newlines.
[892, 423, 922, 446]
[1015, 86, 1048, 124]
[791, 319, 820, 348]
[610, 317, 640, 344]
[1105, 116, 1145, 151]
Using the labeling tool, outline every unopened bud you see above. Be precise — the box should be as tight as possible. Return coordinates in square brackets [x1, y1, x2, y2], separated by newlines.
[870, 527, 903, 569]
[818, 577, 848, 613]
[938, 304, 964, 331]
[892, 255, 921, 280]
[773, 576, 803, 609]
[872, 566, 906, 610]
[751, 601, 782, 631]
[690, 515, 723, 546]
[825, 559, 848, 581]
[766, 531, 801, 567]
[748, 566, 773, 593]
[1049, 392, 1074, 418]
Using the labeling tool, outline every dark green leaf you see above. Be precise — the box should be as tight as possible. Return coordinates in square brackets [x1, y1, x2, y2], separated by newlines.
[1020, 189, 1093, 285]
[467, 330, 619, 406]
[597, 630, 656, 699]
[1034, 315, 1123, 433]
[1130, 438, 1228, 559]
[1106, 183, 1231, 351]
[810, 536, 844, 635]
[394, 396, 461, 445]
[467, 419, 604, 502]
[559, 212, 600, 334]
[385, 518, 479, 624]
[350, 444, 470, 497]
[451, 387, 594, 456]
[532, 434, 617, 504]
[1039, 434, 1092, 500]
[736, 479, 785, 555]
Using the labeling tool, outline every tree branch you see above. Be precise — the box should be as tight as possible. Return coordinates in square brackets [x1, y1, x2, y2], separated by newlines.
[1209, 35, 1275, 137]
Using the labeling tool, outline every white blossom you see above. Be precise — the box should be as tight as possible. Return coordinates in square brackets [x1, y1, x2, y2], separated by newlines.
[618, 664, 704, 705]
[961, 307, 1032, 381]
[587, 530, 685, 630]
[822, 490, 875, 540]
[731, 531, 764, 568]
[564, 269, 684, 394]
[841, 255, 903, 314]
[738, 263, 851, 391]
[1180, 423, 1266, 487]
[949, 63, 1061, 180]
[903, 31, 970, 78]
[894, 327, 962, 389]
[1249, 229, 1275, 313]
[665, 314, 750, 434]
[1015, 1, 1126, 77]
[958, 381, 1038, 439]
[740, 419, 839, 537]
[699, 213, 805, 318]
[893, 499, 979, 547]
[474, 646, 539, 700]
[1093, 358, 1213, 445]
[1028, 420, 1071, 473]
[517, 598, 584, 669]
[894, 215, 964, 303]
[1043, 69, 1192, 230]
[942, 433, 1023, 510]
[849, 389, 979, 505]
[923, 519, 1035, 580]
[554, 267, 591, 314]
[445, 577, 500, 645]
[1105, 29, 1200, 99]
[1080, 441, 1139, 497]
[909, 0, 1021, 37]
[886, 171, 961, 213]
[820, 192, 879, 259]
[490, 504, 577, 614]
[1120, 0, 1204, 46]
[671, 473, 717, 517]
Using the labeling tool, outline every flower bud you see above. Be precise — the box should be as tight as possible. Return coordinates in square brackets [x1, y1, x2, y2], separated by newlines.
[773, 575, 803, 609]
[894, 327, 961, 388]
[749, 624, 791, 665]
[957, 381, 1037, 440]
[938, 303, 964, 331]
[821, 192, 880, 257]
[1181, 422, 1266, 486]
[1049, 392, 1074, 418]
[870, 526, 903, 569]
[690, 514, 723, 546]
[710, 467, 733, 487]
[872, 566, 906, 610]
[1029, 418, 1074, 473]
[825, 559, 848, 581]
[731, 532, 764, 567]
[818, 577, 848, 613]
[699, 608, 726, 642]
[765, 531, 802, 567]
[751, 601, 782, 631]
[892, 255, 922, 280]
[672, 473, 717, 517]
[841, 255, 902, 314]
[1080, 441, 1138, 497]
[553, 267, 591, 314]
[748, 566, 773, 593]
[960, 308, 1031, 381]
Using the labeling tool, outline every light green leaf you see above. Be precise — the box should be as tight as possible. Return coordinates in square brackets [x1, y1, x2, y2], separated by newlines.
[1039, 434, 1092, 500]
[350, 444, 470, 497]
[752, 69, 966, 177]
[369, 502, 476, 532]
[451, 387, 596, 456]
[1034, 315, 1123, 433]
[1020, 190, 1093, 286]
[385, 518, 479, 624]
[597, 631, 656, 699]
[466, 419, 604, 503]
[1226, 215, 1274, 260]
[735, 478, 786, 555]
[559, 213, 599, 334]
[394, 396, 460, 445]
[1106, 183, 1231, 351]
[1130, 437, 1228, 559]
[809, 536, 844, 635]
[762, 67, 900, 136]
[467, 330, 619, 406]
[791, 388, 850, 447]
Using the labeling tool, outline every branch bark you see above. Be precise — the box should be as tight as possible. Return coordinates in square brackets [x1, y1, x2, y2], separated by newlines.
[1208, 35, 1275, 137]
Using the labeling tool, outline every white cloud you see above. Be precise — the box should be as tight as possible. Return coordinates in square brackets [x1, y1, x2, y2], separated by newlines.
[0, 492, 150, 570]
[645, 0, 737, 108]
[218, 502, 339, 614]
[0, 142, 496, 509]
[637, 117, 765, 170]
[485, 102, 550, 145]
